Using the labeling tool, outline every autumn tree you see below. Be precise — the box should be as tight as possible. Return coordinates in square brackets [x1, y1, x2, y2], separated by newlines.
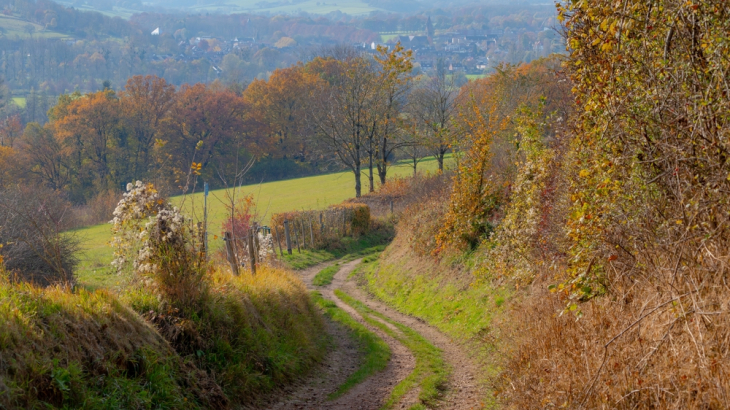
[409, 69, 458, 172]
[0, 115, 22, 148]
[372, 42, 413, 188]
[243, 65, 320, 161]
[162, 83, 250, 190]
[18, 123, 71, 191]
[54, 89, 123, 193]
[307, 55, 379, 198]
[120, 75, 176, 181]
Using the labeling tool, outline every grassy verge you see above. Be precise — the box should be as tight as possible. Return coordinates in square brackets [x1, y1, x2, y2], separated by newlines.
[335, 289, 448, 409]
[123, 264, 327, 407]
[310, 291, 390, 399]
[0, 264, 327, 408]
[313, 263, 340, 286]
[0, 281, 208, 409]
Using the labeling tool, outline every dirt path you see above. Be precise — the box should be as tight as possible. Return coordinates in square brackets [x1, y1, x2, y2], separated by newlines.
[264, 260, 417, 410]
[264, 258, 484, 409]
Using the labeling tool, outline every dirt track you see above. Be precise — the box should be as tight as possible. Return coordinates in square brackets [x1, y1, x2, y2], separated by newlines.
[263, 259, 485, 409]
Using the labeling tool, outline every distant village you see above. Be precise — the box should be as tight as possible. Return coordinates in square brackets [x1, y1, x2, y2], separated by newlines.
[148, 16, 561, 77]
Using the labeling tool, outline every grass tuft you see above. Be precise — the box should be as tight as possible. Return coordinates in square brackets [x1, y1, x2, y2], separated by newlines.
[312, 263, 340, 286]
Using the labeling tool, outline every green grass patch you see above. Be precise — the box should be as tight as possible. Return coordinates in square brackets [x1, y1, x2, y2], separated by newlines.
[313, 263, 340, 286]
[74, 156, 451, 289]
[0, 14, 67, 38]
[310, 291, 390, 399]
[335, 289, 448, 409]
[11, 97, 25, 108]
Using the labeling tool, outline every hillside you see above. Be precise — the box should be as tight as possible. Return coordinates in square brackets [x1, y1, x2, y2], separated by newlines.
[74, 157, 449, 290]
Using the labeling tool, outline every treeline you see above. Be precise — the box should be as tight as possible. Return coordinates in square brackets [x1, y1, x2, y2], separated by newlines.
[2, 44, 544, 209]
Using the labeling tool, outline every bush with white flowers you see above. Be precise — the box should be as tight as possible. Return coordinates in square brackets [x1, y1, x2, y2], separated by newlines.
[111, 181, 207, 310]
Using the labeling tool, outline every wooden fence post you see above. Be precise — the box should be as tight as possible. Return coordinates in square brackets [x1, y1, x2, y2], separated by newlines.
[309, 216, 314, 247]
[320, 212, 324, 235]
[284, 220, 292, 255]
[224, 231, 239, 276]
[293, 222, 301, 253]
[247, 229, 257, 275]
[274, 225, 284, 257]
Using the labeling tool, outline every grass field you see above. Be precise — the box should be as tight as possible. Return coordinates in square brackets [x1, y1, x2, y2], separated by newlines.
[11, 97, 25, 108]
[74, 156, 452, 289]
[0, 15, 67, 39]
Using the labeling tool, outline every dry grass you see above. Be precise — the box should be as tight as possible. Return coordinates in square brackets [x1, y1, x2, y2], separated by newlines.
[123, 263, 327, 406]
[496, 259, 730, 409]
[0, 277, 219, 409]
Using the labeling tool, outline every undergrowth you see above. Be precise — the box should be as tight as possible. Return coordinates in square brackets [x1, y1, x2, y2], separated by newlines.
[310, 291, 391, 400]
[123, 264, 327, 407]
[335, 289, 448, 409]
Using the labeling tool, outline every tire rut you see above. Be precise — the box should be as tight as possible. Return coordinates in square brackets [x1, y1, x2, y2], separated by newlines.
[264, 258, 484, 409]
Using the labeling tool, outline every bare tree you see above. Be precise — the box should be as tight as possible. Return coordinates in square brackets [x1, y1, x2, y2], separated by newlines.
[0, 187, 78, 286]
[409, 66, 458, 172]
[308, 56, 379, 198]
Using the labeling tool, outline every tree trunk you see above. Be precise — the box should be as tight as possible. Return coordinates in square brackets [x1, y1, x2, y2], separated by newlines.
[368, 149, 374, 193]
[438, 150, 445, 172]
[354, 165, 362, 197]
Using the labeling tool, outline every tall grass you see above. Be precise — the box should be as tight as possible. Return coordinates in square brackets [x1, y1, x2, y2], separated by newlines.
[124, 264, 327, 406]
[0, 279, 213, 409]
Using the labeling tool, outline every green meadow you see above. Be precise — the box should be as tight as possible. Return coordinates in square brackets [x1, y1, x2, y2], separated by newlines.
[11, 97, 26, 108]
[74, 156, 452, 290]
[0, 14, 67, 39]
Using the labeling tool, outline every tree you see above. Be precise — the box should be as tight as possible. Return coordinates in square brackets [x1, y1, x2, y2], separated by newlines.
[120, 75, 176, 180]
[307, 56, 379, 198]
[243, 65, 320, 161]
[409, 69, 457, 172]
[0, 115, 22, 148]
[162, 83, 250, 191]
[54, 90, 122, 191]
[372, 42, 413, 188]
[19, 123, 71, 191]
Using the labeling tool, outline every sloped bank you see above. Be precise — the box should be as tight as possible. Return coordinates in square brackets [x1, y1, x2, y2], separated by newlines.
[0, 265, 327, 409]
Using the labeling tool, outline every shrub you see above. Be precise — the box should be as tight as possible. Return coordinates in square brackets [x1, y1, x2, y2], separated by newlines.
[0, 187, 78, 286]
[123, 264, 326, 406]
[111, 181, 207, 312]
[271, 203, 371, 251]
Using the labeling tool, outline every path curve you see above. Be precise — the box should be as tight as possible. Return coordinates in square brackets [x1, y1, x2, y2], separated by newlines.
[264, 260, 417, 410]
[264, 258, 484, 409]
